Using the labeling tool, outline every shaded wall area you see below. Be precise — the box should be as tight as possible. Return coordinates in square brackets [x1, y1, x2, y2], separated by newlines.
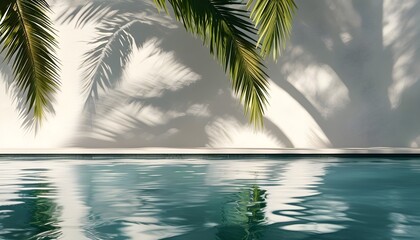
[0, 0, 419, 148]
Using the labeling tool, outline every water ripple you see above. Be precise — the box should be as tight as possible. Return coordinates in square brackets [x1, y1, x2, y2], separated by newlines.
[0, 158, 419, 239]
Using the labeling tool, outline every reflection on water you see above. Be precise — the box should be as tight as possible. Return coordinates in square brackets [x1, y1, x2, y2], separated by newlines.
[0, 167, 61, 239]
[0, 157, 420, 239]
[217, 185, 267, 240]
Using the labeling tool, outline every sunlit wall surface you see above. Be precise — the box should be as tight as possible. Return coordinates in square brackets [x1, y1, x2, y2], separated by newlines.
[0, 0, 419, 148]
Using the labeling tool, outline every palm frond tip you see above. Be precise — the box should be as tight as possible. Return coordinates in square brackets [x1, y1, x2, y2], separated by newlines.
[163, 0, 269, 126]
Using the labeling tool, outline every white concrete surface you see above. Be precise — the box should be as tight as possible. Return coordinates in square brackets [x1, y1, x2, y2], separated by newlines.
[0, 0, 419, 149]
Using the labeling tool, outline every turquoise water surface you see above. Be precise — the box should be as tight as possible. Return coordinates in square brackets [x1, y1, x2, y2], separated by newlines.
[0, 156, 420, 239]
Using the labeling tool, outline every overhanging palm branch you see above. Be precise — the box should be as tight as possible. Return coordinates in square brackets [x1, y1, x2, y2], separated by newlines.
[0, 0, 60, 128]
[0, 0, 295, 129]
[82, 15, 138, 112]
[154, 0, 270, 126]
[247, 0, 296, 60]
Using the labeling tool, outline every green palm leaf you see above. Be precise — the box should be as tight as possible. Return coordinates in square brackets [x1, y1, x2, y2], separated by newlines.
[154, 0, 269, 126]
[247, 0, 296, 60]
[82, 15, 139, 112]
[0, 0, 60, 128]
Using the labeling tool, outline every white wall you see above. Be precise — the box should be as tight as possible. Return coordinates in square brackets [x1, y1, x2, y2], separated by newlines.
[0, 0, 419, 148]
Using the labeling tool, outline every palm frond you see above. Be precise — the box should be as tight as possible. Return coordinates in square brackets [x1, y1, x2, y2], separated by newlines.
[82, 15, 138, 112]
[0, 0, 60, 128]
[157, 0, 269, 126]
[247, 0, 296, 60]
[152, 0, 168, 12]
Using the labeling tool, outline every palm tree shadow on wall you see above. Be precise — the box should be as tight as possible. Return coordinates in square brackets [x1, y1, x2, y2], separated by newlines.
[59, 0, 420, 148]
[70, 35, 293, 148]
[54, 0, 162, 28]
[58, 0, 293, 148]
[270, 0, 420, 147]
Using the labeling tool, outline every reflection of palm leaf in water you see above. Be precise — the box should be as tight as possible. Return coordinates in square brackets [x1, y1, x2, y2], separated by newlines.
[82, 16, 139, 112]
[218, 186, 267, 240]
[248, 186, 267, 223]
[15, 173, 62, 240]
[0, 173, 62, 239]
[29, 183, 62, 240]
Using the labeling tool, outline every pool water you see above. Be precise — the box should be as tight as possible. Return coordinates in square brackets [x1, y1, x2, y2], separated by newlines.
[0, 156, 420, 239]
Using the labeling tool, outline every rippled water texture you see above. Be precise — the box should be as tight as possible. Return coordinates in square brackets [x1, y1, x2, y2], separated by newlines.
[1, 156, 420, 239]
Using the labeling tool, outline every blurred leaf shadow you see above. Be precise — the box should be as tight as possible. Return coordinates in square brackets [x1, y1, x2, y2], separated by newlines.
[77, 2, 177, 113]
[53, 0, 292, 148]
[82, 15, 138, 113]
[61, 0, 420, 148]
[270, 0, 420, 147]
[70, 42, 293, 148]
[53, 0, 159, 28]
